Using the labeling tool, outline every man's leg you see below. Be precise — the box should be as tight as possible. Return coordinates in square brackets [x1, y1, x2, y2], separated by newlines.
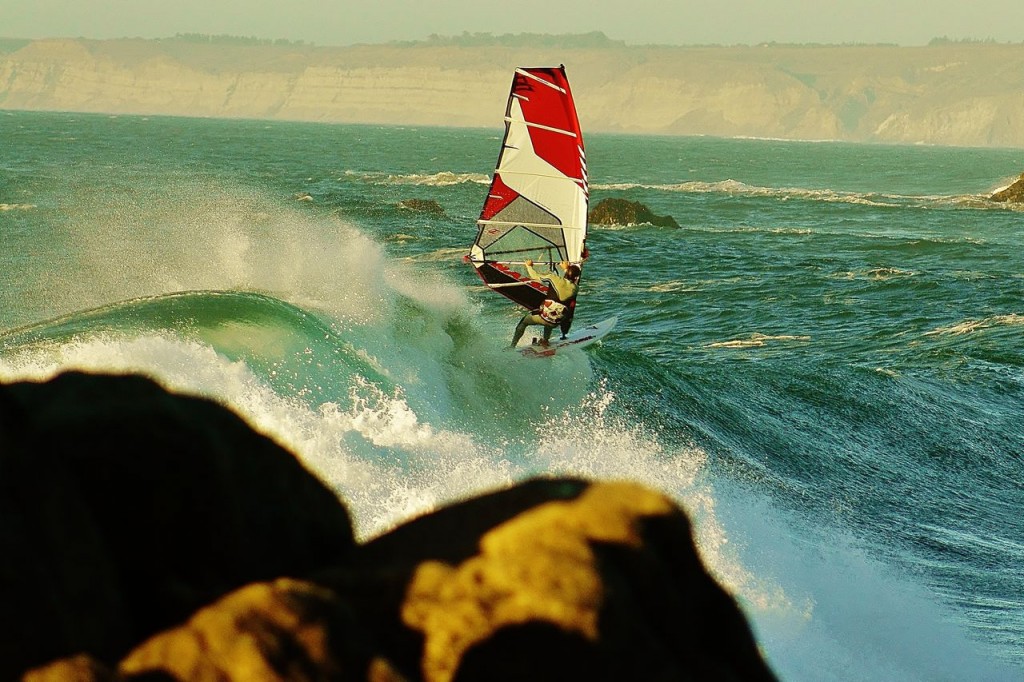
[511, 313, 538, 347]
[560, 303, 576, 339]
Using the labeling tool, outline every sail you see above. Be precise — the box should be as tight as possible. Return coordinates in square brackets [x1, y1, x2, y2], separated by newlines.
[466, 65, 588, 311]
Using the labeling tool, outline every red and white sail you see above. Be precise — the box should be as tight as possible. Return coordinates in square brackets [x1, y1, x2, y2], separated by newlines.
[466, 65, 588, 312]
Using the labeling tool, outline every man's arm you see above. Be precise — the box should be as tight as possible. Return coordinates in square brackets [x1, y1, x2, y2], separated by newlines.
[525, 260, 574, 298]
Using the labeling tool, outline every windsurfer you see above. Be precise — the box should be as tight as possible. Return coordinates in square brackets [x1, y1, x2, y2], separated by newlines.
[509, 260, 581, 347]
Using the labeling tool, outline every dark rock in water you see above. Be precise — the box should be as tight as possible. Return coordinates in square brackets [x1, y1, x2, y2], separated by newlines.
[589, 197, 679, 228]
[7, 371, 777, 682]
[398, 198, 445, 215]
[989, 173, 1024, 202]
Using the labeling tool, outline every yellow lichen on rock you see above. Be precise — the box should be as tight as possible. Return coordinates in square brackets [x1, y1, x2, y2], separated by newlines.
[402, 481, 675, 682]
[22, 654, 112, 682]
[119, 578, 338, 680]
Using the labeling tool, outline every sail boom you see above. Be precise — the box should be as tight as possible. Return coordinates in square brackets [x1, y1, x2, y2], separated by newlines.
[468, 258, 583, 267]
[484, 281, 535, 289]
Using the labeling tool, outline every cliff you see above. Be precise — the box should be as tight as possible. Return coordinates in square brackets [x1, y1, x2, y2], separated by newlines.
[2, 37, 1024, 147]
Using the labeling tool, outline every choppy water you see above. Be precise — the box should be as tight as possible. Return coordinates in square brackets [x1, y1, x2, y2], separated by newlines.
[2, 109, 1023, 680]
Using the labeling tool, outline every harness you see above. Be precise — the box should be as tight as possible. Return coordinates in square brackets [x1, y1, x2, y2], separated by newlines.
[538, 299, 568, 324]
[534, 272, 578, 325]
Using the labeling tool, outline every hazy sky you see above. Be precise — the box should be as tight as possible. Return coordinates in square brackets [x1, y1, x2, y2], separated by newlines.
[2, 0, 1022, 47]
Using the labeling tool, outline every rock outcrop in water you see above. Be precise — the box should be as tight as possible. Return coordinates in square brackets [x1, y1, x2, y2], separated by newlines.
[989, 173, 1024, 202]
[589, 197, 680, 228]
[398, 198, 445, 215]
[3, 371, 777, 681]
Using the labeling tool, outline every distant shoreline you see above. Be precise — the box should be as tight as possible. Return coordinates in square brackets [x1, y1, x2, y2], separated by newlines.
[3, 37, 1024, 148]
[5, 31, 1021, 50]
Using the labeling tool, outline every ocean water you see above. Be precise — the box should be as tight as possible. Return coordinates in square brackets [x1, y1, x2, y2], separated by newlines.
[2, 109, 1023, 680]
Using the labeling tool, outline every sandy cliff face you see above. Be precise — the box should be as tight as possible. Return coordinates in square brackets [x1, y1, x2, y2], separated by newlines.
[3, 38, 1024, 147]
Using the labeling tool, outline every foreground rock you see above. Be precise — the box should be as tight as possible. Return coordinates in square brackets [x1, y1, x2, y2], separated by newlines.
[989, 173, 1024, 202]
[1, 371, 355, 679]
[4, 371, 777, 681]
[589, 197, 680, 228]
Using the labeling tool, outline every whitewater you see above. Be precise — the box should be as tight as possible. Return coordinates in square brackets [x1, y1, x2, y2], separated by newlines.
[1, 111, 1022, 680]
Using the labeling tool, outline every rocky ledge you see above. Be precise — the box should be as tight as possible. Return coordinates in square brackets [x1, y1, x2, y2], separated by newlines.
[4, 371, 776, 681]
[989, 173, 1024, 202]
[398, 198, 446, 215]
[589, 197, 680, 228]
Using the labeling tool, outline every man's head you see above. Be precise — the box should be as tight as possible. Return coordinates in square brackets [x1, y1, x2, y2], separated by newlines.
[565, 263, 581, 283]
